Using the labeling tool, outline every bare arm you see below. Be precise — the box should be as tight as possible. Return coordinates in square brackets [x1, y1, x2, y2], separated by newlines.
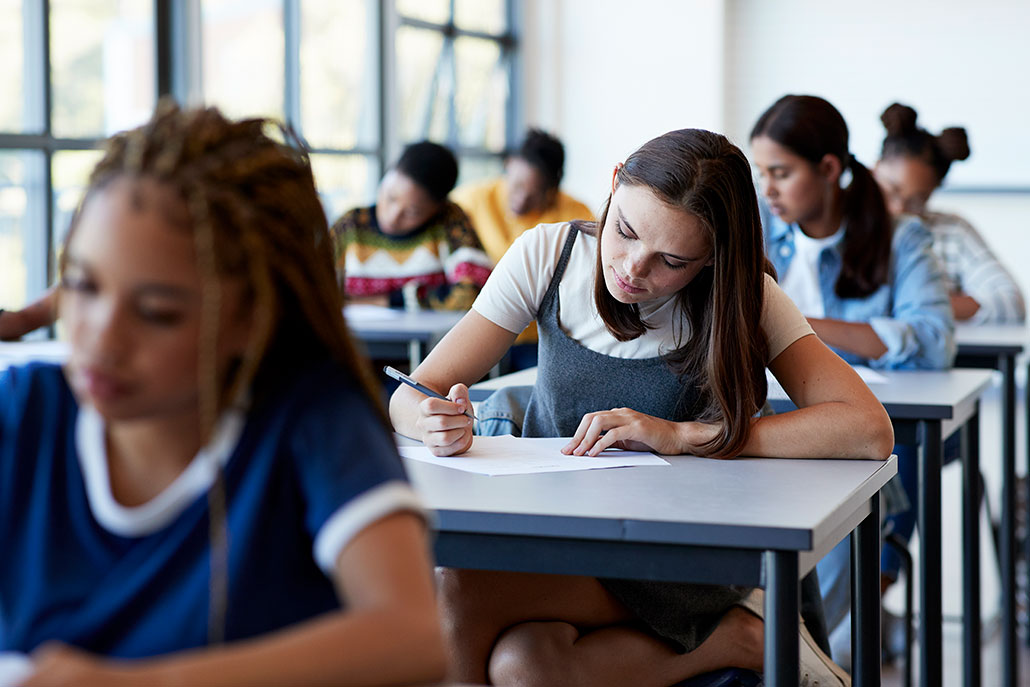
[27, 513, 446, 687]
[0, 288, 57, 341]
[741, 333, 894, 459]
[806, 317, 888, 360]
[389, 310, 518, 455]
[950, 292, 981, 321]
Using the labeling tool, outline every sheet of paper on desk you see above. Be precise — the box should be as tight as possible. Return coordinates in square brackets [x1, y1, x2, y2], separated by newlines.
[399, 436, 670, 476]
[343, 304, 405, 322]
[0, 653, 33, 687]
[766, 365, 887, 396]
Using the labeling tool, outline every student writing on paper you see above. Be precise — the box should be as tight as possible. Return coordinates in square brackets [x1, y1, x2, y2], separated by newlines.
[875, 102, 1024, 323]
[0, 103, 445, 686]
[751, 94, 956, 669]
[330, 141, 492, 311]
[391, 129, 893, 687]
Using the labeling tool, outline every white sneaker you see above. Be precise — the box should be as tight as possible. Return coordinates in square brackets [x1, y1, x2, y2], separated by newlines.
[736, 588, 851, 687]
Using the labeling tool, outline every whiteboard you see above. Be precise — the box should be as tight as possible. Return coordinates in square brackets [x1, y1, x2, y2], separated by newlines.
[724, 0, 1030, 190]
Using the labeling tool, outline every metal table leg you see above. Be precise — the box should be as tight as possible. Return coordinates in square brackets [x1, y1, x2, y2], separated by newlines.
[999, 354, 1017, 686]
[765, 550, 799, 687]
[963, 408, 982, 687]
[852, 492, 881, 687]
[918, 419, 943, 687]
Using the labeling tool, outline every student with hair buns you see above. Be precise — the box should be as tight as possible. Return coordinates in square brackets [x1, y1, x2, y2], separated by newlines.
[751, 94, 955, 669]
[331, 141, 492, 311]
[0, 103, 445, 686]
[875, 102, 1024, 323]
[393, 127, 892, 687]
[452, 128, 595, 264]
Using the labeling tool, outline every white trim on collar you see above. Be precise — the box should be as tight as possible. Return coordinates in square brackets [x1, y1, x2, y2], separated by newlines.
[75, 405, 245, 538]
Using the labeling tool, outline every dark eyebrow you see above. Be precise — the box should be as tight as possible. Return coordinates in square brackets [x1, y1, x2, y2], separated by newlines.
[63, 255, 195, 301]
[617, 208, 701, 263]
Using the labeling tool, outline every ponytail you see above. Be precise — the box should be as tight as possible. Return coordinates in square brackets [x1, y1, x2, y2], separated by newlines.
[838, 155, 891, 298]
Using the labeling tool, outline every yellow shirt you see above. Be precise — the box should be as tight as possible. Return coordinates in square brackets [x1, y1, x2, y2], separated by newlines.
[451, 178, 595, 264]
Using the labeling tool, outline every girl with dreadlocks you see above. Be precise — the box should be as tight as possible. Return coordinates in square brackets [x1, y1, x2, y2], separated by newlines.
[0, 103, 445, 686]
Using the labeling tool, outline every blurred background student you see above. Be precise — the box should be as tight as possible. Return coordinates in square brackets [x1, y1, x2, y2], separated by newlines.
[751, 94, 955, 671]
[452, 129, 593, 370]
[331, 141, 491, 312]
[453, 128, 595, 265]
[875, 103, 1024, 324]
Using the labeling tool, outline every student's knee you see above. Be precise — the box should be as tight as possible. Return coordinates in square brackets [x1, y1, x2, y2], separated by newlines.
[436, 567, 502, 632]
[488, 621, 582, 687]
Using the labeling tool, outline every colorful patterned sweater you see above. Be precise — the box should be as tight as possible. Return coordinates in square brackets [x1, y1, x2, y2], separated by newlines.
[330, 203, 492, 310]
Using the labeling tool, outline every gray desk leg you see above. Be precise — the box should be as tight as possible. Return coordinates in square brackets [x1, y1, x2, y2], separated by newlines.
[1026, 359, 1030, 649]
[407, 339, 422, 371]
[764, 550, 799, 687]
[851, 492, 881, 687]
[999, 354, 1017, 686]
[963, 408, 982, 687]
[917, 419, 943, 687]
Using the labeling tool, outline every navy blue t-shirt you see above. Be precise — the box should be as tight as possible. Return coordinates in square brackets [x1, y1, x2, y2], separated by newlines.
[0, 362, 420, 657]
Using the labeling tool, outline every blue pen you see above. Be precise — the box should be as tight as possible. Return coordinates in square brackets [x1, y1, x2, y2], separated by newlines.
[383, 366, 476, 420]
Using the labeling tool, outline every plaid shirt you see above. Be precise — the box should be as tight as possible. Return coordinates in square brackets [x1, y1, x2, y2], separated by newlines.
[923, 211, 1025, 324]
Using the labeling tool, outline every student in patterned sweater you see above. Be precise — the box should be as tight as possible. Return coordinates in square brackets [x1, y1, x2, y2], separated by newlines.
[331, 142, 492, 311]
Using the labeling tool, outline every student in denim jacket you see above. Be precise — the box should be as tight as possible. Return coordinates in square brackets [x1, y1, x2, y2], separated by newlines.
[751, 94, 955, 669]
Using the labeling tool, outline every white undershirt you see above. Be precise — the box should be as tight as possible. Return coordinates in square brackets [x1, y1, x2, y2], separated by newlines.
[779, 227, 844, 318]
[472, 222, 813, 362]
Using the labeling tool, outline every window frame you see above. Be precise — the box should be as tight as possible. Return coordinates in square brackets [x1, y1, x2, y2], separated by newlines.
[0, 0, 518, 308]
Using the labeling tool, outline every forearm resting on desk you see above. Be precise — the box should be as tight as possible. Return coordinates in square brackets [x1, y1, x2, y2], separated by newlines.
[806, 317, 888, 361]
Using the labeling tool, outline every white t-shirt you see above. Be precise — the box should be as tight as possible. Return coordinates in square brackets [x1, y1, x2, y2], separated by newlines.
[779, 227, 844, 318]
[472, 222, 813, 361]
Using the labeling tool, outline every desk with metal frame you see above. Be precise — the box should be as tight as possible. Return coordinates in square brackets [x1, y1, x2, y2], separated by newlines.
[954, 324, 1026, 687]
[345, 308, 465, 370]
[404, 447, 896, 687]
[470, 366, 994, 687]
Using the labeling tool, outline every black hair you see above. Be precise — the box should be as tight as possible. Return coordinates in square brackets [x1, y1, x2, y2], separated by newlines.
[751, 94, 891, 300]
[515, 128, 565, 190]
[879, 103, 970, 185]
[394, 141, 459, 202]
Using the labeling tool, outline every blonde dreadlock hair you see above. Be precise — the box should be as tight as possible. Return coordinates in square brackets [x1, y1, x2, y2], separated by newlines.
[61, 99, 387, 643]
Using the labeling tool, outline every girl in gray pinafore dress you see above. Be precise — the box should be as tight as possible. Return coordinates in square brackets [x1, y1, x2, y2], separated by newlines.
[391, 129, 892, 687]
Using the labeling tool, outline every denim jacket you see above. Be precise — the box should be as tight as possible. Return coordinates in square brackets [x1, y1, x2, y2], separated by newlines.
[762, 203, 955, 370]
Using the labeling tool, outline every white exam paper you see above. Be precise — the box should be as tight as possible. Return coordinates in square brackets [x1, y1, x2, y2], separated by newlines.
[0, 653, 33, 687]
[399, 436, 670, 476]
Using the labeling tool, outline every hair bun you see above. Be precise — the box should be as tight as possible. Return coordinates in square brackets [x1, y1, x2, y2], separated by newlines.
[880, 103, 918, 137]
[936, 127, 970, 162]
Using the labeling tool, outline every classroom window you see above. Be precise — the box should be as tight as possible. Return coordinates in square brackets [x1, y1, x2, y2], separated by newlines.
[394, 0, 514, 185]
[0, 0, 517, 316]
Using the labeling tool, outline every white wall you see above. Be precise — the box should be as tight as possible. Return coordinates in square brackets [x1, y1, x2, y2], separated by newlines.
[522, 0, 1030, 302]
[521, 0, 727, 212]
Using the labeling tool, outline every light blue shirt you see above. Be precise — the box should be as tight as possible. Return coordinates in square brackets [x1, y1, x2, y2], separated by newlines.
[761, 203, 955, 370]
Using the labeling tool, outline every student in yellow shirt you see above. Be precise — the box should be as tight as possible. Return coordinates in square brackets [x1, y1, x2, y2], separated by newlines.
[452, 129, 595, 264]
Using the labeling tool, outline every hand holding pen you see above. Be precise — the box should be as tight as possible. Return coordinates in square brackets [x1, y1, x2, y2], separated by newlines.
[385, 366, 475, 456]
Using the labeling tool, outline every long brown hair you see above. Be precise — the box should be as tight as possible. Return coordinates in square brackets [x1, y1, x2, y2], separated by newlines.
[751, 94, 892, 299]
[61, 100, 385, 642]
[592, 129, 771, 458]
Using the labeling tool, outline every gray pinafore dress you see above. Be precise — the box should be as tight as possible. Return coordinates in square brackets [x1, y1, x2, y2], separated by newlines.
[483, 226, 749, 653]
